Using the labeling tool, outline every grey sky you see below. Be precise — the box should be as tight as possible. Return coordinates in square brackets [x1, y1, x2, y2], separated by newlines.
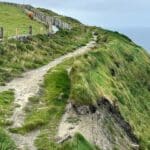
[1, 0, 150, 28]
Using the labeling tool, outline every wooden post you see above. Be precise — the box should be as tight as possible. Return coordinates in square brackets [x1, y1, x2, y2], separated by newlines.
[29, 25, 32, 35]
[0, 27, 4, 39]
[16, 28, 18, 38]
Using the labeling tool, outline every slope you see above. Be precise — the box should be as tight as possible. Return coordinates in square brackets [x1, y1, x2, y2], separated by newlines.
[0, 3, 46, 37]
[69, 28, 150, 149]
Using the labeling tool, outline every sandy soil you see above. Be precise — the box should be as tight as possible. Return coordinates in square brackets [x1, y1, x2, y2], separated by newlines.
[57, 104, 138, 150]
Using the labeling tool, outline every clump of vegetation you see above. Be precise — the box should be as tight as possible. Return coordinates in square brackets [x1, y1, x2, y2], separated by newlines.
[0, 128, 17, 150]
[10, 61, 71, 136]
[10, 59, 100, 150]
[69, 28, 150, 149]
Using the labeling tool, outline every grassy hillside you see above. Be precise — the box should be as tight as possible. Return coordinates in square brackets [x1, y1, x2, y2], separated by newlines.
[3, 25, 149, 150]
[69, 28, 150, 149]
[0, 27, 92, 85]
[10, 60, 71, 136]
[0, 3, 91, 86]
[38, 8, 82, 27]
[0, 90, 14, 126]
[6, 26, 150, 149]
[0, 3, 46, 37]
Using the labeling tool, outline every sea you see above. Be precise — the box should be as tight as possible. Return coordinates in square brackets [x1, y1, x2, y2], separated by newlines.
[110, 27, 150, 53]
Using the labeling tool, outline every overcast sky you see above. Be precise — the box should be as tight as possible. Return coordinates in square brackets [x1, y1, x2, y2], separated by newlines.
[1, 0, 150, 28]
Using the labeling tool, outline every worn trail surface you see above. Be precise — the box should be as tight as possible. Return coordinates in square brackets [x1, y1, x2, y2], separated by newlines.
[0, 38, 96, 150]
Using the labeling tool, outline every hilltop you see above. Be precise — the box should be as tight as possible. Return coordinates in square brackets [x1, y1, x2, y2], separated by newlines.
[0, 3, 47, 37]
[0, 2, 150, 150]
[0, 2, 81, 38]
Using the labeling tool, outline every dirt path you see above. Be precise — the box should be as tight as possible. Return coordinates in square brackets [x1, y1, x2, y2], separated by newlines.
[0, 37, 96, 150]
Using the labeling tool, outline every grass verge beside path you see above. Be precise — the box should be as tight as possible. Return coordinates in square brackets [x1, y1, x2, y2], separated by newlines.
[0, 90, 16, 150]
[57, 133, 100, 150]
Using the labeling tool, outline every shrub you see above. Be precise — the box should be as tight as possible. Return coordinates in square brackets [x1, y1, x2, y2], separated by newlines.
[16, 42, 27, 51]
[26, 44, 34, 50]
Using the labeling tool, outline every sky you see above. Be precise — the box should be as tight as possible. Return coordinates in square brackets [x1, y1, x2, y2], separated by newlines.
[1, 0, 150, 51]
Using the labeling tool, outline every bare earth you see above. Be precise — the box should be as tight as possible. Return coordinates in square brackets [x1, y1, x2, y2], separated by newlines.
[0, 38, 96, 150]
[57, 104, 137, 150]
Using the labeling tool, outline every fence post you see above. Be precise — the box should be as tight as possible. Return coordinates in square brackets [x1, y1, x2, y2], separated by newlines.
[16, 28, 18, 38]
[0, 27, 4, 39]
[29, 25, 32, 35]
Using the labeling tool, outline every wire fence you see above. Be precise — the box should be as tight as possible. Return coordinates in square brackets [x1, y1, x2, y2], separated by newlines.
[1, 26, 47, 38]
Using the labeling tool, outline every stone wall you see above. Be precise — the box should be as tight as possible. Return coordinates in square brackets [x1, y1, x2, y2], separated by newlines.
[23, 4, 71, 32]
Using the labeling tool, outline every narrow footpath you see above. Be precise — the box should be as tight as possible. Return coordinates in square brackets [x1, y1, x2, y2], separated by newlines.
[0, 35, 97, 150]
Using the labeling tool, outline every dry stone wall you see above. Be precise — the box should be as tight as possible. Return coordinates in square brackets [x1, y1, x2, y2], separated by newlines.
[23, 4, 71, 32]
[0, 2, 71, 40]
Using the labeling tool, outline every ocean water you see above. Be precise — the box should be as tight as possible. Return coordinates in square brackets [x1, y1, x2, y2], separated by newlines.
[111, 27, 150, 53]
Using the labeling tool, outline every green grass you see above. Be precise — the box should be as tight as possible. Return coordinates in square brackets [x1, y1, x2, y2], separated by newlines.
[69, 28, 150, 149]
[9, 60, 71, 136]
[0, 27, 92, 85]
[0, 3, 46, 37]
[0, 90, 16, 150]
[0, 128, 17, 150]
[0, 90, 14, 126]
[57, 133, 99, 150]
